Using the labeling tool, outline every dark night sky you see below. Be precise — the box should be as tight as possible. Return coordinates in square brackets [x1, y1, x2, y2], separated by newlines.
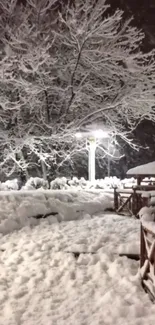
[108, 0, 155, 50]
[106, 0, 155, 173]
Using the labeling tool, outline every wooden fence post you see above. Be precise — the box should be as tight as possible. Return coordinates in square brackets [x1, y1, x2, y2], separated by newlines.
[132, 187, 138, 216]
[140, 223, 146, 268]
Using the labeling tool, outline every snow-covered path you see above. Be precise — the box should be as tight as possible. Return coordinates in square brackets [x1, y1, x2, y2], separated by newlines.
[0, 213, 155, 325]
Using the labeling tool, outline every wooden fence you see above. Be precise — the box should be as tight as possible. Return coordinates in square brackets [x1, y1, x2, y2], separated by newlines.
[140, 223, 155, 300]
[114, 185, 155, 216]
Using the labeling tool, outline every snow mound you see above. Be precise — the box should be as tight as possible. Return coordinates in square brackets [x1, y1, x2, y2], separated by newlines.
[139, 206, 155, 234]
[139, 206, 155, 222]
[0, 190, 113, 235]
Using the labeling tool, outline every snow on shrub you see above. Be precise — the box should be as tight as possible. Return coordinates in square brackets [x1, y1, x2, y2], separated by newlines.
[0, 175, 138, 191]
[50, 176, 137, 190]
[0, 179, 19, 191]
[50, 177, 69, 190]
[22, 177, 49, 190]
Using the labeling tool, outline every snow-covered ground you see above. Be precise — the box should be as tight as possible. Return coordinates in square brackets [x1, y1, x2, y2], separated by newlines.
[0, 189, 154, 325]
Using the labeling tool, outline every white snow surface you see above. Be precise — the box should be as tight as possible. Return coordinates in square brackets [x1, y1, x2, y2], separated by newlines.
[0, 190, 154, 324]
[127, 161, 155, 176]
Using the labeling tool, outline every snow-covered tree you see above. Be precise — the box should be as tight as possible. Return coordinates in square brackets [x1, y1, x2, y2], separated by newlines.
[0, 0, 155, 177]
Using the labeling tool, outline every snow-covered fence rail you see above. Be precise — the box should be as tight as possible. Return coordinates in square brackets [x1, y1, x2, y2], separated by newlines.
[114, 185, 155, 216]
[114, 187, 146, 216]
[140, 222, 155, 299]
[114, 187, 135, 216]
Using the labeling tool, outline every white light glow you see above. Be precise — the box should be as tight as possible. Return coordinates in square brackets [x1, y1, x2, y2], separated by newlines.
[75, 132, 82, 138]
[92, 129, 109, 139]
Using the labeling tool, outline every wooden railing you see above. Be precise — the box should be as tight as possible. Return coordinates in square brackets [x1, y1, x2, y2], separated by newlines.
[114, 186, 152, 216]
[140, 223, 155, 300]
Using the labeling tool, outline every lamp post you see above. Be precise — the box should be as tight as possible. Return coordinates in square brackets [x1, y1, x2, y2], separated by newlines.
[86, 136, 96, 182]
[75, 129, 109, 183]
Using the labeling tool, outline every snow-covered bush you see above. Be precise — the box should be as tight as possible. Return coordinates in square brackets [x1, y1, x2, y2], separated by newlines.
[95, 177, 122, 189]
[68, 177, 90, 189]
[0, 179, 19, 191]
[22, 177, 49, 190]
[0, 176, 138, 191]
[121, 177, 137, 187]
[50, 176, 136, 190]
[50, 177, 69, 190]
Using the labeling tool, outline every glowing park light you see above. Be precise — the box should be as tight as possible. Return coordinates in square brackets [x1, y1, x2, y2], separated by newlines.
[75, 129, 109, 139]
[75, 132, 82, 138]
[75, 128, 111, 183]
[92, 129, 109, 139]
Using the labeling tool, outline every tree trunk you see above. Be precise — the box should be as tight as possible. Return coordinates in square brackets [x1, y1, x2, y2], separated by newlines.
[18, 151, 29, 181]
[40, 159, 47, 180]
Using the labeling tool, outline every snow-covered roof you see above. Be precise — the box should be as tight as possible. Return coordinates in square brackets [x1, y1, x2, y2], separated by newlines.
[127, 161, 155, 176]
